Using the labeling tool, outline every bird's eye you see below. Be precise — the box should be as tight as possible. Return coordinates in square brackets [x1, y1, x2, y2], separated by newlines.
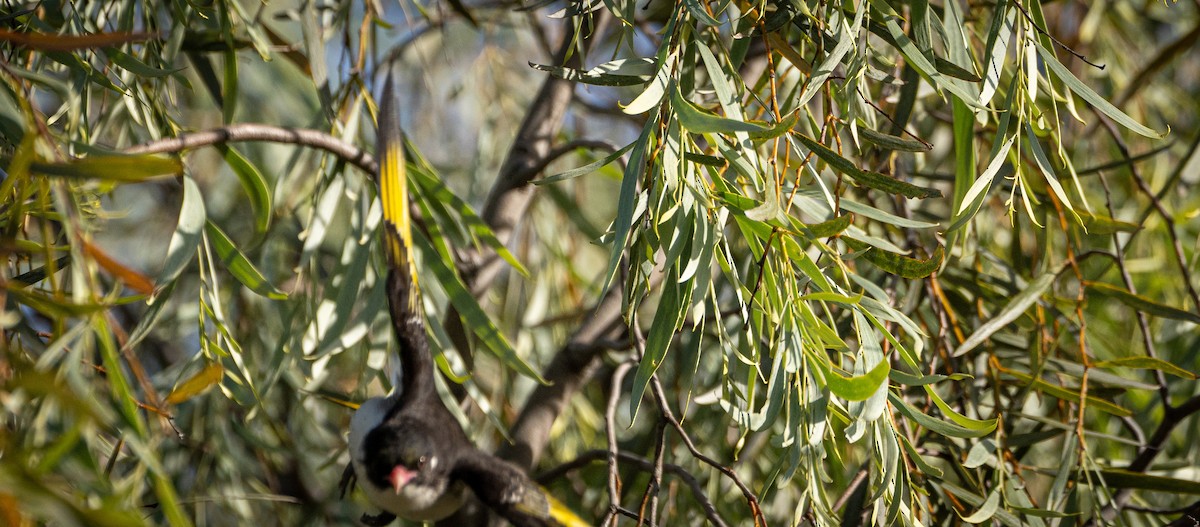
[417, 455, 427, 468]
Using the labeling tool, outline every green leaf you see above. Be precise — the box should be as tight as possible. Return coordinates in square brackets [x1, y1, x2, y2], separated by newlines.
[410, 167, 529, 277]
[599, 121, 652, 295]
[1091, 469, 1200, 494]
[804, 214, 853, 238]
[961, 489, 1001, 524]
[846, 239, 944, 279]
[536, 142, 633, 185]
[858, 126, 931, 152]
[222, 49, 237, 123]
[925, 386, 998, 432]
[891, 393, 994, 438]
[814, 353, 890, 402]
[1035, 41, 1166, 139]
[955, 271, 1056, 356]
[899, 434, 943, 478]
[748, 111, 799, 141]
[31, 154, 182, 182]
[1094, 356, 1197, 379]
[622, 52, 672, 115]
[883, 18, 982, 108]
[951, 134, 1015, 229]
[938, 482, 1023, 527]
[219, 146, 272, 233]
[107, 48, 182, 78]
[1086, 281, 1200, 325]
[796, 134, 941, 199]
[204, 221, 287, 299]
[1002, 368, 1132, 416]
[683, 0, 720, 26]
[951, 97, 976, 212]
[673, 89, 769, 134]
[934, 57, 982, 82]
[630, 274, 687, 420]
[1074, 211, 1140, 234]
[797, 6, 862, 107]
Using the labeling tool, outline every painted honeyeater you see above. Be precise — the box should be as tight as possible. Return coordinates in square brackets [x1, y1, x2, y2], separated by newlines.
[342, 69, 589, 527]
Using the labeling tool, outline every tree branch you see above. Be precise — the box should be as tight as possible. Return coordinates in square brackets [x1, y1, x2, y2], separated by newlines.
[124, 123, 376, 174]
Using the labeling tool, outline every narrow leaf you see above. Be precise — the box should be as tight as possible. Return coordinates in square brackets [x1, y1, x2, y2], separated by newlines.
[204, 221, 287, 299]
[673, 89, 769, 134]
[858, 126, 931, 152]
[1035, 41, 1165, 139]
[891, 393, 994, 438]
[159, 176, 206, 285]
[1086, 281, 1200, 325]
[1094, 356, 1196, 379]
[815, 354, 890, 402]
[219, 146, 272, 233]
[797, 134, 941, 199]
[31, 154, 181, 181]
[846, 239, 944, 279]
[954, 271, 1056, 356]
[413, 230, 545, 383]
[536, 142, 633, 185]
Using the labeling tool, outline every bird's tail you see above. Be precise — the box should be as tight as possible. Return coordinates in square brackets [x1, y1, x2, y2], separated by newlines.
[377, 68, 435, 403]
[378, 69, 419, 313]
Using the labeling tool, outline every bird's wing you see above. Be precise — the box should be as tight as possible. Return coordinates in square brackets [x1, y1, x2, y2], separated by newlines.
[453, 450, 590, 527]
[376, 69, 436, 407]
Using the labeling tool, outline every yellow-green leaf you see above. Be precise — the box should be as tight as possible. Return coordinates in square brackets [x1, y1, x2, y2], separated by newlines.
[166, 362, 224, 404]
[31, 154, 181, 182]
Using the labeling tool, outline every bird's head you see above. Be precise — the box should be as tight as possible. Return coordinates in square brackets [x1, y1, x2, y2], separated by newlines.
[363, 418, 445, 495]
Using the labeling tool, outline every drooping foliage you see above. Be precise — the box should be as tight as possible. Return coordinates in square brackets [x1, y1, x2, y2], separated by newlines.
[1, 1, 1198, 526]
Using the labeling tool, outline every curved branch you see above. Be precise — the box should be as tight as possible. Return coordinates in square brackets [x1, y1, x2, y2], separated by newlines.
[124, 123, 377, 174]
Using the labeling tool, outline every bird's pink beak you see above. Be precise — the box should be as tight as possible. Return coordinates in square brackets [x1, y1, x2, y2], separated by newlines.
[389, 466, 416, 494]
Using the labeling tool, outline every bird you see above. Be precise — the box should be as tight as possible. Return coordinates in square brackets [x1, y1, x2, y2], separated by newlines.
[342, 67, 589, 527]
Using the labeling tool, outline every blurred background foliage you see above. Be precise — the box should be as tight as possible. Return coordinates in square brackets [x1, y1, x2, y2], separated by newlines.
[2, 0, 1200, 526]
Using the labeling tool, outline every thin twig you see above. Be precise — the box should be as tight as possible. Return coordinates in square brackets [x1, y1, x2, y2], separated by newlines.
[630, 317, 767, 527]
[605, 361, 633, 527]
[1012, 0, 1105, 70]
[1095, 115, 1200, 314]
[536, 449, 731, 527]
[1094, 169, 1169, 405]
